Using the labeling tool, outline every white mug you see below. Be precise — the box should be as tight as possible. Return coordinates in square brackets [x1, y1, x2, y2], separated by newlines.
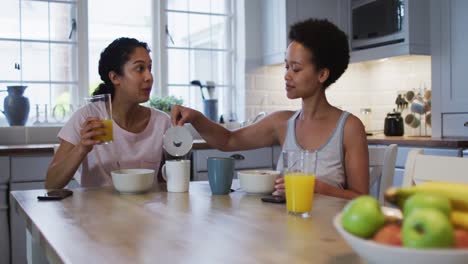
[162, 160, 191, 192]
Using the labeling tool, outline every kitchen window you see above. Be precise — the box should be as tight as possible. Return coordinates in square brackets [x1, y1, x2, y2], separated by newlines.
[162, 0, 236, 120]
[0, 0, 78, 126]
[0, 0, 237, 127]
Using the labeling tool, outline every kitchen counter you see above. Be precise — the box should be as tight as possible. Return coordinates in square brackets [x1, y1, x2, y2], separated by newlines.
[0, 141, 211, 155]
[2, 136, 468, 155]
[0, 144, 56, 155]
[367, 135, 468, 148]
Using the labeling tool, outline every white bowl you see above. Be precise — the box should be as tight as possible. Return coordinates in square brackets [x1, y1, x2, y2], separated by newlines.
[237, 170, 280, 194]
[111, 169, 155, 194]
[333, 207, 468, 264]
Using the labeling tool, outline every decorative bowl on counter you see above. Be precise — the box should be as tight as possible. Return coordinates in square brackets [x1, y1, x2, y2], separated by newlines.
[237, 170, 280, 194]
[333, 207, 468, 264]
[111, 169, 155, 194]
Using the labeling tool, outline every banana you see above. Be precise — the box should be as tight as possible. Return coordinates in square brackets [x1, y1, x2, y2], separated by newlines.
[384, 181, 468, 211]
[451, 211, 468, 231]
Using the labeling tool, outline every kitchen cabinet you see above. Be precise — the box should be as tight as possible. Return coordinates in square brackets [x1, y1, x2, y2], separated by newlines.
[0, 156, 10, 264]
[6, 153, 78, 264]
[8, 153, 52, 264]
[349, 0, 430, 63]
[192, 148, 274, 181]
[260, 0, 349, 65]
[431, 0, 468, 137]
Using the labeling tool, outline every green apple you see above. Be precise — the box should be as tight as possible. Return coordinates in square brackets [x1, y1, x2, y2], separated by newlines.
[402, 208, 454, 248]
[403, 193, 452, 218]
[341, 195, 385, 238]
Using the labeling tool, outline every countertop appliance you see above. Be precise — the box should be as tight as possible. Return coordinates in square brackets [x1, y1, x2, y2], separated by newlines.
[384, 111, 404, 136]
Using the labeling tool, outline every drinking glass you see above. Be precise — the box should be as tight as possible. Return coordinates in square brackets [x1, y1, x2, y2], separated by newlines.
[84, 94, 113, 144]
[283, 150, 316, 218]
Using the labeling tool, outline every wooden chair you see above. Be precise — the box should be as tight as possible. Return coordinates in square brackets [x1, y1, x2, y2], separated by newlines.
[369, 144, 398, 204]
[402, 149, 468, 187]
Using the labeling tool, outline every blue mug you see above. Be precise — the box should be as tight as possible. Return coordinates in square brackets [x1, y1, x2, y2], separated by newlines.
[207, 157, 235, 195]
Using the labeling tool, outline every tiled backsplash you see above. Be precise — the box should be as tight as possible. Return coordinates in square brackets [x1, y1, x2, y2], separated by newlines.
[245, 55, 431, 135]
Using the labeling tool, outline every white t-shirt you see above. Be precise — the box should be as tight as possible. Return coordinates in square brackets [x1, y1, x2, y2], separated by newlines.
[58, 106, 171, 187]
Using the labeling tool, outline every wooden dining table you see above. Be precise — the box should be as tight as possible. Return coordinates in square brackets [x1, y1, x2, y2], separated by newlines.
[10, 180, 363, 264]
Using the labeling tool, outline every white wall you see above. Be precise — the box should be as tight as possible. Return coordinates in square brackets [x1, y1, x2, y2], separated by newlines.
[245, 55, 431, 135]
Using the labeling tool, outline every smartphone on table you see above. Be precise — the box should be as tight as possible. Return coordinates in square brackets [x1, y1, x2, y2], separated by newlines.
[37, 189, 73, 201]
[261, 195, 286, 204]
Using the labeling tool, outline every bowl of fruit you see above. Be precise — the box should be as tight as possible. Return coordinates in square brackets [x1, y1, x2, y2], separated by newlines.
[333, 181, 468, 264]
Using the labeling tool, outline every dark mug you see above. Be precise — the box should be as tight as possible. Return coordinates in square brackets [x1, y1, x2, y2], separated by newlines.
[207, 157, 235, 195]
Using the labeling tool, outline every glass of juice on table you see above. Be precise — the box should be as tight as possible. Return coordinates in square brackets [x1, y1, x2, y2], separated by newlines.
[283, 150, 316, 218]
[84, 93, 113, 143]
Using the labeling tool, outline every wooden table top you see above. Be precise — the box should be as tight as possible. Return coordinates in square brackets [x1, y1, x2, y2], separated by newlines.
[11, 181, 363, 264]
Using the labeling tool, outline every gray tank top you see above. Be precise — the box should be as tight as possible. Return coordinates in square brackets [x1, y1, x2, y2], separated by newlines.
[276, 110, 350, 189]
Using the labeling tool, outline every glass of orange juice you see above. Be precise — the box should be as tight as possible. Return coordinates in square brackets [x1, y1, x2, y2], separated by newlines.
[283, 150, 316, 218]
[84, 93, 113, 144]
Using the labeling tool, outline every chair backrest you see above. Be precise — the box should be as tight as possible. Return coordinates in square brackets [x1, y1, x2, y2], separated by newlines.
[368, 144, 398, 204]
[402, 149, 468, 187]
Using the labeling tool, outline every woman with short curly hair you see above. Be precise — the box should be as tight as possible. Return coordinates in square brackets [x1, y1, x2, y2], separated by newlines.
[172, 19, 369, 199]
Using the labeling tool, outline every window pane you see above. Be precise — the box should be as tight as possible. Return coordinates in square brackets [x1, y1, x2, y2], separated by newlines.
[88, 0, 152, 89]
[189, 14, 211, 48]
[88, 0, 152, 41]
[168, 85, 203, 112]
[189, 0, 210, 13]
[50, 84, 75, 124]
[0, 41, 21, 81]
[211, 0, 230, 13]
[88, 39, 109, 94]
[210, 16, 228, 49]
[190, 50, 212, 84]
[26, 84, 75, 125]
[0, 0, 20, 38]
[22, 42, 49, 81]
[211, 51, 230, 85]
[23, 83, 50, 125]
[168, 49, 189, 85]
[21, 0, 49, 40]
[50, 43, 77, 82]
[167, 12, 189, 47]
[167, 0, 188, 10]
[50, 2, 76, 42]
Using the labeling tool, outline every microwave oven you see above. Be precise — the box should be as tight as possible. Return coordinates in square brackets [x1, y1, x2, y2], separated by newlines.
[351, 0, 405, 50]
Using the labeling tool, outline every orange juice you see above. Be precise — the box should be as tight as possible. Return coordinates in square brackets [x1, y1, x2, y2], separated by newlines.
[92, 119, 113, 142]
[285, 173, 316, 214]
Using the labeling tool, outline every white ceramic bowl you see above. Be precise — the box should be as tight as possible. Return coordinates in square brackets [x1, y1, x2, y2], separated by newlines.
[111, 169, 155, 194]
[333, 207, 468, 264]
[237, 170, 280, 194]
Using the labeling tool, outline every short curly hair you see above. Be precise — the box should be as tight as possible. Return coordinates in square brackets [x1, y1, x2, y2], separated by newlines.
[288, 18, 349, 89]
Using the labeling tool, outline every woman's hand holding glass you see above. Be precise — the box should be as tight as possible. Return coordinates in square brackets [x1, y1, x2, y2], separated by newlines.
[77, 117, 107, 153]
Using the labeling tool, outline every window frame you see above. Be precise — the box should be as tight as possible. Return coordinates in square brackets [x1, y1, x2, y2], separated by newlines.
[0, 0, 238, 127]
[158, 0, 237, 118]
[0, 0, 81, 122]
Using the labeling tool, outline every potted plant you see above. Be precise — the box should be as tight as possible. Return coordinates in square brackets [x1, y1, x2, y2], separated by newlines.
[149, 95, 183, 114]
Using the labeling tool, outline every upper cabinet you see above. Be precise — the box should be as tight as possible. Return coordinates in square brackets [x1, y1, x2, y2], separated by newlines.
[261, 0, 349, 65]
[431, 0, 468, 138]
[350, 0, 430, 63]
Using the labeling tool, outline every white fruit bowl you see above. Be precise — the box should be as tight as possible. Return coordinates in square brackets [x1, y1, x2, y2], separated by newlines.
[333, 207, 468, 264]
[237, 170, 280, 194]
